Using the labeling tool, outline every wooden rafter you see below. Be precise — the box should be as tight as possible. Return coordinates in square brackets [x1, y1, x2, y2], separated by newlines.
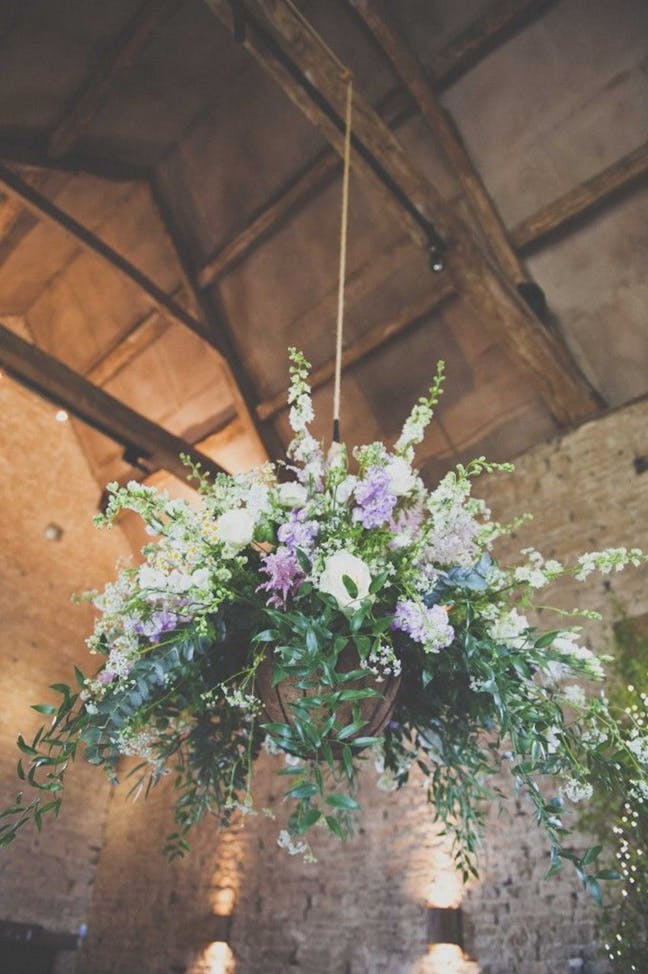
[148, 176, 279, 460]
[0, 162, 213, 345]
[0, 137, 149, 182]
[198, 0, 557, 285]
[48, 0, 181, 159]
[349, 0, 528, 285]
[511, 140, 648, 251]
[205, 0, 598, 426]
[256, 278, 455, 421]
[0, 322, 227, 482]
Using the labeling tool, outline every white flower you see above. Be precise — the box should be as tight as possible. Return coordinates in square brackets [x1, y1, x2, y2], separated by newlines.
[336, 475, 358, 504]
[627, 734, 648, 765]
[216, 507, 256, 548]
[563, 684, 586, 708]
[559, 779, 593, 803]
[138, 564, 166, 591]
[385, 457, 417, 497]
[317, 550, 372, 610]
[276, 481, 308, 508]
[488, 608, 530, 648]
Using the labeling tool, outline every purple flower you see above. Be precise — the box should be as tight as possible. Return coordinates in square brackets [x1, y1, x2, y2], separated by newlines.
[133, 607, 180, 643]
[258, 546, 304, 607]
[392, 599, 454, 653]
[98, 670, 116, 685]
[353, 466, 397, 529]
[277, 509, 319, 552]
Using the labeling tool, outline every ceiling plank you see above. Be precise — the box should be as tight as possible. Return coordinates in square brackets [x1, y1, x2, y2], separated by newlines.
[0, 321, 227, 482]
[0, 161, 216, 347]
[207, 0, 599, 426]
[48, 0, 181, 159]
[511, 140, 648, 251]
[349, 0, 528, 285]
[197, 0, 556, 285]
[256, 278, 456, 421]
[149, 176, 280, 459]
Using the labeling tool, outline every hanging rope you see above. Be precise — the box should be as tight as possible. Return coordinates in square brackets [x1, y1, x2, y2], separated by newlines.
[332, 72, 353, 444]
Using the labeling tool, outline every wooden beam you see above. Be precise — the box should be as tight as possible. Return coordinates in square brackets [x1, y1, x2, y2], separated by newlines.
[511, 140, 648, 251]
[87, 305, 174, 387]
[0, 162, 217, 350]
[149, 176, 280, 460]
[198, 0, 555, 284]
[0, 136, 149, 182]
[429, 0, 559, 86]
[208, 0, 598, 426]
[0, 322, 227, 482]
[48, 0, 181, 159]
[256, 278, 455, 421]
[198, 148, 340, 286]
[350, 0, 528, 285]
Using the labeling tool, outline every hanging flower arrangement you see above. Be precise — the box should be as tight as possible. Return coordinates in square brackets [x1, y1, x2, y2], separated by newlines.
[1, 349, 647, 897]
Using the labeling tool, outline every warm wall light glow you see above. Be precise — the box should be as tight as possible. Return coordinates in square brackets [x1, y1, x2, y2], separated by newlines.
[425, 944, 479, 974]
[192, 941, 235, 974]
[212, 886, 236, 915]
[55, 409, 69, 422]
[426, 872, 463, 909]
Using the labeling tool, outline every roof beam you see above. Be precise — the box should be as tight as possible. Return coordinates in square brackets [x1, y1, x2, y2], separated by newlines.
[0, 137, 149, 182]
[256, 278, 455, 421]
[0, 161, 214, 345]
[0, 322, 227, 482]
[206, 0, 598, 426]
[149, 176, 280, 459]
[511, 140, 648, 251]
[349, 0, 528, 285]
[198, 0, 557, 285]
[48, 0, 181, 159]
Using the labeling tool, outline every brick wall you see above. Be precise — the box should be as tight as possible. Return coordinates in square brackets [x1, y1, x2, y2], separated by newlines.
[0, 379, 131, 960]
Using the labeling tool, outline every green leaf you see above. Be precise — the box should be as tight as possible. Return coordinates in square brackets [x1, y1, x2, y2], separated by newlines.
[342, 745, 354, 781]
[286, 782, 318, 800]
[325, 815, 344, 839]
[369, 571, 389, 595]
[594, 869, 621, 881]
[349, 736, 380, 749]
[325, 793, 359, 810]
[535, 631, 562, 649]
[17, 736, 37, 757]
[337, 721, 367, 741]
[31, 704, 56, 716]
[582, 844, 603, 866]
[342, 574, 358, 599]
[296, 808, 322, 832]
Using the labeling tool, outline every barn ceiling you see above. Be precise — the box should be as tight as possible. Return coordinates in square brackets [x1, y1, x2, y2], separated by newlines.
[0, 0, 646, 498]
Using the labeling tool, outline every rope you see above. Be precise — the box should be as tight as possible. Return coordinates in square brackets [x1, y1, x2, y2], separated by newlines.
[332, 73, 352, 443]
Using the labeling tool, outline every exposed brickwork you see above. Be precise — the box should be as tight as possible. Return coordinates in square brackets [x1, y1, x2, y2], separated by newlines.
[0, 379, 131, 942]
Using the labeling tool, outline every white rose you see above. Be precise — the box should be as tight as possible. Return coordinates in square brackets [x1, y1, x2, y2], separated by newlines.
[318, 550, 371, 610]
[276, 482, 308, 508]
[385, 457, 417, 497]
[138, 564, 166, 591]
[216, 508, 256, 548]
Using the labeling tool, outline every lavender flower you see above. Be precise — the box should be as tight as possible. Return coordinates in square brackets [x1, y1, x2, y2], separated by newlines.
[353, 466, 397, 529]
[392, 599, 454, 653]
[258, 546, 304, 607]
[277, 509, 319, 552]
[133, 607, 181, 643]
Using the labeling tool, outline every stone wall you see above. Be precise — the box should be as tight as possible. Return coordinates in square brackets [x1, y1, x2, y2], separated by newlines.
[73, 396, 648, 974]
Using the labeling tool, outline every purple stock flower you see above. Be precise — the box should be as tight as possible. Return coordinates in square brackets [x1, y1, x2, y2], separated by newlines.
[277, 509, 319, 552]
[258, 546, 304, 608]
[353, 466, 397, 529]
[133, 607, 180, 643]
[392, 599, 454, 653]
[98, 670, 116, 685]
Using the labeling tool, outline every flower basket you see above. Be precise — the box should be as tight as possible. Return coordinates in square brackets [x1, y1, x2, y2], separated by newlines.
[1, 349, 646, 894]
[255, 642, 402, 756]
